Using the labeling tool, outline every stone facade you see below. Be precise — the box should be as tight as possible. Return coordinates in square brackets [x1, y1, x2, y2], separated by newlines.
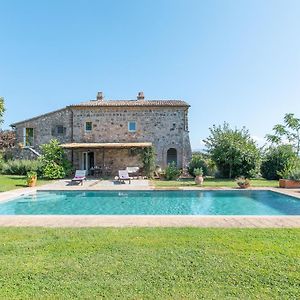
[11, 93, 192, 175]
[13, 108, 73, 147]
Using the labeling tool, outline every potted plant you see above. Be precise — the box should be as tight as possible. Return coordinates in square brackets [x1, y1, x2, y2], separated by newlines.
[236, 176, 250, 189]
[194, 167, 204, 185]
[26, 171, 37, 187]
[278, 168, 300, 188]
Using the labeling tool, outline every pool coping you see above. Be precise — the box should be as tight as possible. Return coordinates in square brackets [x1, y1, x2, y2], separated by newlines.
[0, 187, 299, 227]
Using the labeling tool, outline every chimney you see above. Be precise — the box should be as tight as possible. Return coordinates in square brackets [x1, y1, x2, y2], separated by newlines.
[137, 91, 145, 100]
[97, 91, 104, 101]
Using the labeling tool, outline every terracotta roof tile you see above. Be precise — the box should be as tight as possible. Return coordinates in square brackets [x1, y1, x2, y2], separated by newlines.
[69, 99, 189, 108]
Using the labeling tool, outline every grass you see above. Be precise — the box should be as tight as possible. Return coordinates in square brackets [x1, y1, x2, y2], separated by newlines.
[153, 177, 279, 188]
[0, 228, 299, 299]
[0, 175, 51, 192]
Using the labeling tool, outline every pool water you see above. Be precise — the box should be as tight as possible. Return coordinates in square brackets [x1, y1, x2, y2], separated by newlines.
[0, 190, 299, 215]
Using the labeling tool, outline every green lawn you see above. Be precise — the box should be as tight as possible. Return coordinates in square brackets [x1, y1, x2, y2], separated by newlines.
[0, 175, 51, 192]
[0, 228, 299, 299]
[153, 178, 279, 188]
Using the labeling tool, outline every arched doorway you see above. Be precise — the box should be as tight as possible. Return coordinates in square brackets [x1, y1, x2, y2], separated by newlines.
[167, 148, 177, 166]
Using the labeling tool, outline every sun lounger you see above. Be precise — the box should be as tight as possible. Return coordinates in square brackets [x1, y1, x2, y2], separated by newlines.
[126, 167, 140, 179]
[118, 170, 131, 184]
[71, 170, 87, 185]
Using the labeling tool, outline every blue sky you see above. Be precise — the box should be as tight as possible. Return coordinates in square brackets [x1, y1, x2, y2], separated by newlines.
[1, 0, 300, 150]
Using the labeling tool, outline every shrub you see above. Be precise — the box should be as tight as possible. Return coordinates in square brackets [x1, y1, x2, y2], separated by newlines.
[40, 139, 72, 179]
[261, 145, 299, 180]
[42, 161, 66, 179]
[188, 153, 217, 177]
[1, 159, 43, 176]
[165, 162, 181, 180]
[288, 168, 300, 181]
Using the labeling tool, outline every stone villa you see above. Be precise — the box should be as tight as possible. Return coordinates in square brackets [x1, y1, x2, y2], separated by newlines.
[11, 91, 192, 175]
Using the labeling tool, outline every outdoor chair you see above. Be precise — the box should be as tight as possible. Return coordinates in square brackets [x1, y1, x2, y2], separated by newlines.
[118, 170, 131, 184]
[126, 167, 140, 179]
[71, 170, 87, 185]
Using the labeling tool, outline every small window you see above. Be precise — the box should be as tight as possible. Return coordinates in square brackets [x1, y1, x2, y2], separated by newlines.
[57, 125, 64, 135]
[85, 122, 92, 132]
[128, 121, 136, 132]
[52, 125, 66, 136]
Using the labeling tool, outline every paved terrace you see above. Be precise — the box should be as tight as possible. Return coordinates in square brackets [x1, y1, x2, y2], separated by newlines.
[0, 179, 299, 228]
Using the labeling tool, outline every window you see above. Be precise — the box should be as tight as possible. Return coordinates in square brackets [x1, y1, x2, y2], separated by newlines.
[85, 122, 92, 132]
[52, 125, 66, 136]
[128, 121, 137, 132]
[23, 128, 34, 147]
[57, 125, 64, 135]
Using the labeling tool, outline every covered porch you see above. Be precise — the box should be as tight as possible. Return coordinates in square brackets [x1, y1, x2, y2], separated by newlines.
[61, 142, 152, 177]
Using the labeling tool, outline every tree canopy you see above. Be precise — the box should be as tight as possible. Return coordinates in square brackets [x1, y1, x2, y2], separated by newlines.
[261, 144, 298, 180]
[0, 97, 5, 126]
[204, 123, 260, 178]
[0, 130, 16, 150]
[266, 113, 300, 156]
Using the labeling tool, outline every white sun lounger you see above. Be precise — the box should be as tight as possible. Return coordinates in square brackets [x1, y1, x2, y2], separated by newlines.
[71, 170, 87, 185]
[118, 170, 131, 184]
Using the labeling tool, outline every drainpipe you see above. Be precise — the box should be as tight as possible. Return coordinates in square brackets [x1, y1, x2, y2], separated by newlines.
[181, 108, 187, 170]
[70, 108, 74, 164]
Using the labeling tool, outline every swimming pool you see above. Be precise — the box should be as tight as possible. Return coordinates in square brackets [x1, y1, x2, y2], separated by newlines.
[0, 190, 299, 215]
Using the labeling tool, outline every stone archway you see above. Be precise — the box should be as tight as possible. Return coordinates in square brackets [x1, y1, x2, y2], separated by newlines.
[167, 148, 177, 166]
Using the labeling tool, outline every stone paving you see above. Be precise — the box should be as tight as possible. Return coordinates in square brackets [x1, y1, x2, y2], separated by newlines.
[37, 179, 152, 191]
[0, 180, 299, 228]
[0, 215, 299, 228]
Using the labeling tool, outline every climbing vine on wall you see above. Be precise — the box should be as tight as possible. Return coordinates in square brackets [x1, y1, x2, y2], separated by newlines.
[141, 146, 156, 178]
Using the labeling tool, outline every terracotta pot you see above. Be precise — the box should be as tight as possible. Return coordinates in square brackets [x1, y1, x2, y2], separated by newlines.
[195, 175, 204, 185]
[27, 177, 37, 187]
[159, 173, 166, 180]
[238, 182, 250, 189]
[279, 179, 300, 188]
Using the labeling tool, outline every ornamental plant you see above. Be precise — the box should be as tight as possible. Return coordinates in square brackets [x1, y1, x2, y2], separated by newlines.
[39, 139, 72, 179]
[26, 171, 37, 187]
[142, 146, 156, 178]
[236, 176, 250, 188]
[193, 167, 203, 176]
[165, 162, 181, 180]
[188, 153, 216, 177]
[288, 168, 300, 181]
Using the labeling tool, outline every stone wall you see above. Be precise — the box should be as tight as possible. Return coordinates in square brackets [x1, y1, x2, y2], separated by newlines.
[4, 147, 40, 161]
[13, 105, 192, 170]
[72, 106, 191, 168]
[72, 148, 143, 176]
[14, 108, 73, 147]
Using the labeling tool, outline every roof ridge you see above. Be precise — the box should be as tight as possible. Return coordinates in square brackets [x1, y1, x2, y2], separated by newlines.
[69, 99, 189, 107]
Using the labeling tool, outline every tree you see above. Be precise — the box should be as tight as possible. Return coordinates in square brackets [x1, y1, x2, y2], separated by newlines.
[261, 145, 299, 180]
[266, 113, 300, 156]
[204, 123, 261, 178]
[0, 97, 5, 126]
[0, 130, 16, 150]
